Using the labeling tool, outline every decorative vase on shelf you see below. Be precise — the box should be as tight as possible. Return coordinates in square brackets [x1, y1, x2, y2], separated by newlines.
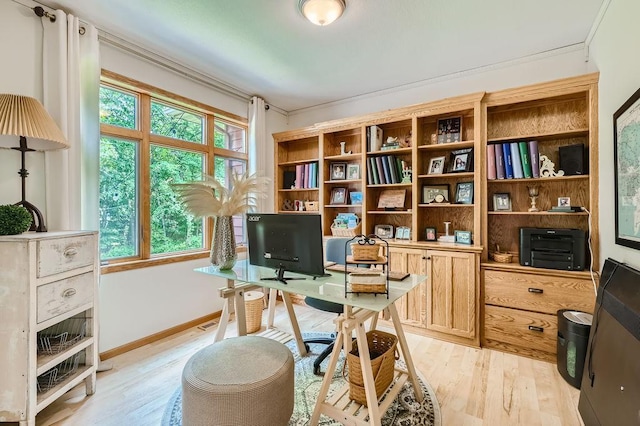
[211, 216, 237, 270]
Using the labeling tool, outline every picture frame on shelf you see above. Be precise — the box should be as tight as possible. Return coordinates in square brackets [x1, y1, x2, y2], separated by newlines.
[424, 227, 437, 241]
[455, 181, 474, 204]
[558, 197, 571, 207]
[347, 163, 360, 180]
[395, 226, 410, 240]
[448, 148, 473, 173]
[428, 156, 446, 174]
[374, 224, 394, 239]
[377, 189, 406, 209]
[330, 162, 347, 180]
[614, 86, 640, 250]
[349, 191, 363, 205]
[493, 192, 512, 211]
[454, 230, 472, 245]
[422, 184, 449, 204]
[330, 187, 348, 205]
[436, 116, 462, 144]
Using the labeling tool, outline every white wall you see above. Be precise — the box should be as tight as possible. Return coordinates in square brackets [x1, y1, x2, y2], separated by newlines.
[287, 47, 592, 129]
[0, 0, 47, 212]
[588, 0, 640, 270]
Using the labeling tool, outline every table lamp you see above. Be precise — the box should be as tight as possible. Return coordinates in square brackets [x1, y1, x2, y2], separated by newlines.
[0, 94, 68, 232]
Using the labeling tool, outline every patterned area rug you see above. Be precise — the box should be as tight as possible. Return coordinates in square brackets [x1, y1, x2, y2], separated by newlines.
[162, 336, 441, 425]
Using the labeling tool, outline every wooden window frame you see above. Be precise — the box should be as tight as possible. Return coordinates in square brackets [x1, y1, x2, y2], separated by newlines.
[100, 70, 248, 274]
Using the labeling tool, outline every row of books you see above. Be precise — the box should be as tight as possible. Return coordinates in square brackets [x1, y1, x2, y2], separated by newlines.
[488, 141, 540, 180]
[282, 162, 318, 189]
[367, 155, 408, 185]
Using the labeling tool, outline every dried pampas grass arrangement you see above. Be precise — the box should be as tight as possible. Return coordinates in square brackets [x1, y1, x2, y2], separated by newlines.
[172, 172, 269, 217]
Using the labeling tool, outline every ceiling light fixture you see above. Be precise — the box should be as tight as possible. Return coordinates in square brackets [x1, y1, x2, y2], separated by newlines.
[299, 0, 346, 26]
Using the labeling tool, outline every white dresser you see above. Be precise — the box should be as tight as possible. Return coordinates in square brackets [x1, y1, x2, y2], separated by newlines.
[0, 231, 99, 426]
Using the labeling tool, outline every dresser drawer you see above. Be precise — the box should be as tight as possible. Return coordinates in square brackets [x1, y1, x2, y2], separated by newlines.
[37, 235, 95, 278]
[484, 269, 595, 315]
[484, 305, 557, 354]
[37, 272, 94, 323]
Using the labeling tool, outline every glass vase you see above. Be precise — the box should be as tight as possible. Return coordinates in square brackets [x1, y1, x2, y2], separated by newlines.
[210, 216, 237, 270]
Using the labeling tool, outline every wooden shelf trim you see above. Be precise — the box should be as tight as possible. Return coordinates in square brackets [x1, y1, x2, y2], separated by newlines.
[488, 211, 588, 216]
[367, 210, 412, 215]
[418, 140, 475, 150]
[278, 188, 319, 192]
[279, 158, 320, 166]
[325, 204, 361, 208]
[367, 182, 412, 188]
[418, 203, 474, 208]
[487, 128, 588, 143]
[418, 172, 475, 179]
[325, 179, 361, 184]
[324, 153, 362, 160]
[367, 147, 412, 155]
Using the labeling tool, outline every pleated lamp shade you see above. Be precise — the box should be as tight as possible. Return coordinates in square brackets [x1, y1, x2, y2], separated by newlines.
[0, 94, 68, 150]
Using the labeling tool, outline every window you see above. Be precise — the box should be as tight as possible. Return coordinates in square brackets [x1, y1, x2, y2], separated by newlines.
[99, 73, 248, 271]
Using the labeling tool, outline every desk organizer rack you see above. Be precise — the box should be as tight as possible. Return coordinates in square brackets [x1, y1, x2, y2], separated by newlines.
[344, 234, 389, 298]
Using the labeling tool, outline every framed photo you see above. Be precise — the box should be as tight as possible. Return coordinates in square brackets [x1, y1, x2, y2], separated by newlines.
[424, 227, 437, 241]
[347, 163, 360, 180]
[374, 224, 394, 239]
[454, 230, 472, 245]
[422, 184, 449, 204]
[614, 87, 640, 250]
[349, 191, 363, 205]
[455, 181, 474, 204]
[428, 156, 446, 175]
[330, 187, 347, 205]
[437, 116, 462, 144]
[449, 148, 473, 173]
[558, 197, 571, 207]
[395, 226, 410, 240]
[377, 189, 406, 209]
[493, 192, 512, 211]
[330, 162, 347, 180]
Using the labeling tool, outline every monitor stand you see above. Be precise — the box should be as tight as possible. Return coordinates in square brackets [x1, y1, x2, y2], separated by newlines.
[262, 266, 306, 285]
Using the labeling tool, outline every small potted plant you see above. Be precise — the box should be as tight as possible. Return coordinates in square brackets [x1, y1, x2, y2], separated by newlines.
[0, 205, 33, 235]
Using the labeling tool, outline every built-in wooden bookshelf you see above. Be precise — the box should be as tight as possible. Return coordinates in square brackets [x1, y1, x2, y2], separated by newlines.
[272, 73, 600, 356]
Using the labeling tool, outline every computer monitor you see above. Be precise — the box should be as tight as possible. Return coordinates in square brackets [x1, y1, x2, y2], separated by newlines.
[246, 213, 327, 283]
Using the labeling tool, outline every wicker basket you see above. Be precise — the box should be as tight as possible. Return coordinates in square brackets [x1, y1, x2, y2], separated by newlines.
[349, 272, 386, 294]
[345, 330, 397, 406]
[350, 242, 380, 261]
[491, 251, 514, 263]
[331, 220, 361, 237]
[244, 291, 264, 333]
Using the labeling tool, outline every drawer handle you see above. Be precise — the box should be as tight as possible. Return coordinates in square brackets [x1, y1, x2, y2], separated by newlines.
[62, 288, 77, 298]
[528, 288, 543, 294]
[64, 247, 78, 258]
[528, 325, 544, 332]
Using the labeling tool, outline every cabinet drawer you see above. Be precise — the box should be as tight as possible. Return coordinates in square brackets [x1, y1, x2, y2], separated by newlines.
[484, 269, 595, 315]
[37, 235, 94, 278]
[484, 305, 557, 354]
[37, 272, 94, 323]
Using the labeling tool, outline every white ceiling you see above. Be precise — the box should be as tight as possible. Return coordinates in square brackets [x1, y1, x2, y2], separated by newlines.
[36, 0, 604, 112]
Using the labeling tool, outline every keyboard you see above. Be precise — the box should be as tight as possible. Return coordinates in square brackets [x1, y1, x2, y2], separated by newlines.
[324, 263, 409, 281]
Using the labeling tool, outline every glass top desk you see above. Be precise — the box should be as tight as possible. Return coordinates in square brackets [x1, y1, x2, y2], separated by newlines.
[195, 259, 425, 425]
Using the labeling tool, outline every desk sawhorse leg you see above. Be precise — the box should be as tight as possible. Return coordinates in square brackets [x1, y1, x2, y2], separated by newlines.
[265, 288, 307, 356]
[213, 278, 260, 342]
[310, 304, 423, 426]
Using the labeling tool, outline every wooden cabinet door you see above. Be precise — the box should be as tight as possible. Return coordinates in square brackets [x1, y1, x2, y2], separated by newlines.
[426, 250, 476, 338]
[388, 247, 427, 328]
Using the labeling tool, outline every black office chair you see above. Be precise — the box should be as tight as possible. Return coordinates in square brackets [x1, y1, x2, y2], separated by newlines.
[303, 237, 350, 375]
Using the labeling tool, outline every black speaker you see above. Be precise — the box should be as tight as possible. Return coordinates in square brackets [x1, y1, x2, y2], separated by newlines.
[559, 144, 587, 176]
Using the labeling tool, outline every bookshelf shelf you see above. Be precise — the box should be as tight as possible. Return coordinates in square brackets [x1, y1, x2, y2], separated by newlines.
[488, 211, 588, 216]
[418, 203, 474, 208]
[368, 147, 412, 155]
[324, 153, 361, 161]
[279, 158, 320, 166]
[487, 128, 589, 143]
[367, 210, 412, 215]
[487, 175, 589, 184]
[418, 140, 475, 151]
[325, 179, 361, 184]
[418, 172, 475, 179]
[366, 182, 411, 188]
[325, 204, 361, 208]
[278, 188, 318, 192]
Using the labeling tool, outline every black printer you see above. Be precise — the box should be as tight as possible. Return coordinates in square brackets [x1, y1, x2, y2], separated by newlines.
[519, 228, 586, 271]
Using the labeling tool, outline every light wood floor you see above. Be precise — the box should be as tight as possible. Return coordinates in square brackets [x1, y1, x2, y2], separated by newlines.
[33, 302, 583, 426]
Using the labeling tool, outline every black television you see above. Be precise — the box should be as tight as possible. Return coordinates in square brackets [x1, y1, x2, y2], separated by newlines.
[578, 258, 640, 425]
[246, 213, 327, 283]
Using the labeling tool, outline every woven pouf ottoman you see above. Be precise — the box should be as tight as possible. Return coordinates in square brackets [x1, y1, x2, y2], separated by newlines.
[181, 336, 294, 426]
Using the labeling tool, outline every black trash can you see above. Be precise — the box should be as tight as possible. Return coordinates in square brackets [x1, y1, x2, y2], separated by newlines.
[557, 309, 592, 389]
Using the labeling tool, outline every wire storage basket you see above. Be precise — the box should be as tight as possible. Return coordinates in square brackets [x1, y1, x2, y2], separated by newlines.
[345, 330, 397, 406]
[37, 317, 87, 355]
[37, 352, 82, 393]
